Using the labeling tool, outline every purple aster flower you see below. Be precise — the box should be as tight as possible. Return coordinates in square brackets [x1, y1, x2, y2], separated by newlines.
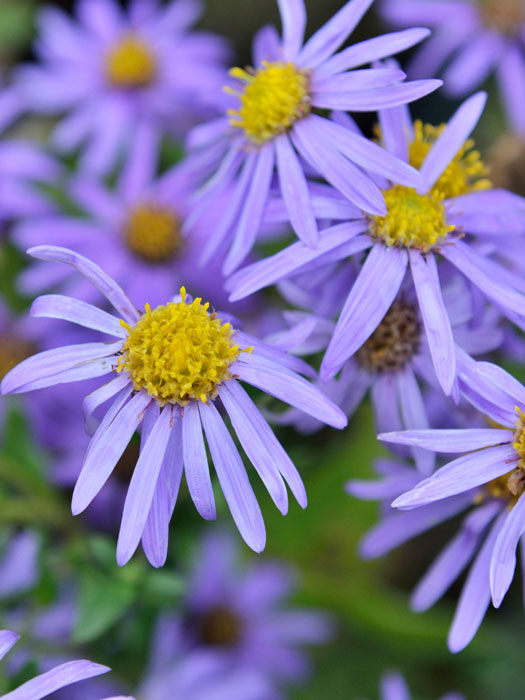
[380, 0, 525, 134]
[140, 531, 331, 697]
[0, 629, 110, 699]
[374, 364, 525, 649]
[228, 92, 525, 395]
[14, 0, 229, 175]
[1, 246, 346, 565]
[13, 145, 237, 310]
[361, 670, 464, 700]
[185, 0, 441, 274]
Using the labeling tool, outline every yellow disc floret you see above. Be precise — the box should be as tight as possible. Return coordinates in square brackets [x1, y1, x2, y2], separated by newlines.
[105, 35, 156, 88]
[409, 120, 491, 199]
[370, 185, 455, 252]
[125, 205, 182, 264]
[117, 289, 245, 406]
[226, 61, 311, 145]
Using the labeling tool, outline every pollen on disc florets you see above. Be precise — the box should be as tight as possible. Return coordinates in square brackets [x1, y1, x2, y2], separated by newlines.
[409, 120, 491, 199]
[226, 60, 311, 145]
[369, 185, 455, 252]
[484, 407, 525, 505]
[356, 302, 421, 373]
[105, 35, 156, 88]
[125, 205, 182, 264]
[117, 289, 246, 406]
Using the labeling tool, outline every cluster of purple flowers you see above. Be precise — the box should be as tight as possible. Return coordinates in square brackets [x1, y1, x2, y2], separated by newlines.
[0, 0, 524, 696]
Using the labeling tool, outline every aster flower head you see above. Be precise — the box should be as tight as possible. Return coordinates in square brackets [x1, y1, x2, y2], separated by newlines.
[186, 0, 442, 274]
[228, 91, 525, 396]
[375, 363, 525, 650]
[142, 531, 331, 697]
[380, 0, 525, 134]
[14, 0, 229, 174]
[0, 629, 111, 699]
[361, 670, 464, 700]
[1, 246, 346, 566]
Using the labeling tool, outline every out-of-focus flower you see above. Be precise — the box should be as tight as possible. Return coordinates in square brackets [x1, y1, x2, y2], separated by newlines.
[374, 364, 525, 649]
[140, 532, 331, 699]
[360, 669, 464, 700]
[0, 629, 110, 699]
[14, 0, 229, 174]
[380, 0, 525, 134]
[13, 147, 235, 310]
[228, 92, 525, 395]
[185, 0, 441, 274]
[2, 246, 346, 565]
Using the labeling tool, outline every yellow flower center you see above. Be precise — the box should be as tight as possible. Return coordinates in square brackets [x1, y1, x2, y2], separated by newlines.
[369, 185, 455, 252]
[409, 120, 491, 199]
[356, 302, 420, 373]
[479, 0, 525, 36]
[226, 61, 311, 145]
[125, 205, 182, 264]
[105, 35, 156, 88]
[117, 289, 246, 406]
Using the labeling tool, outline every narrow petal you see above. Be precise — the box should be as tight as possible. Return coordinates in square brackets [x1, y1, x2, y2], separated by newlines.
[410, 250, 456, 394]
[31, 295, 126, 338]
[236, 352, 347, 429]
[497, 43, 525, 135]
[380, 672, 411, 700]
[82, 374, 131, 423]
[419, 92, 486, 193]
[378, 428, 513, 452]
[321, 244, 407, 379]
[72, 391, 150, 515]
[275, 134, 318, 246]
[443, 33, 502, 97]
[0, 630, 19, 660]
[448, 512, 506, 653]
[2, 660, 110, 700]
[378, 103, 412, 161]
[199, 401, 266, 552]
[183, 401, 216, 520]
[298, 0, 375, 68]
[117, 406, 173, 566]
[27, 246, 139, 323]
[397, 367, 434, 475]
[313, 79, 442, 111]
[392, 444, 517, 509]
[277, 0, 306, 59]
[490, 494, 525, 608]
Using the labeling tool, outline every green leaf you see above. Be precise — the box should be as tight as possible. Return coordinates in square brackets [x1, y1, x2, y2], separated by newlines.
[73, 571, 137, 644]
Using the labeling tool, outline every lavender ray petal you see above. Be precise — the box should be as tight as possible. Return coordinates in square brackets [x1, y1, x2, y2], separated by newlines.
[378, 428, 513, 452]
[183, 401, 216, 520]
[31, 294, 126, 338]
[1, 660, 110, 700]
[490, 494, 525, 608]
[277, 0, 306, 59]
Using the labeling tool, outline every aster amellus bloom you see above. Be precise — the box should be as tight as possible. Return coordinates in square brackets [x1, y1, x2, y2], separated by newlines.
[0, 629, 111, 699]
[381, 0, 525, 134]
[1, 246, 346, 566]
[186, 0, 441, 274]
[377, 367, 525, 648]
[14, 0, 229, 174]
[229, 92, 525, 395]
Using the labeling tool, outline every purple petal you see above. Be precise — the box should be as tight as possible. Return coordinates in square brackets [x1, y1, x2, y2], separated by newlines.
[183, 401, 216, 520]
[392, 444, 517, 509]
[321, 244, 407, 379]
[82, 374, 131, 424]
[275, 134, 318, 246]
[410, 251, 456, 394]
[27, 246, 139, 323]
[379, 428, 513, 452]
[199, 401, 266, 552]
[2, 660, 110, 700]
[277, 0, 305, 59]
[380, 672, 411, 700]
[72, 391, 150, 515]
[313, 79, 442, 111]
[443, 33, 502, 97]
[497, 43, 525, 135]
[490, 494, 525, 608]
[31, 295, 126, 338]
[235, 352, 347, 429]
[419, 92, 486, 193]
[117, 406, 174, 565]
[397, 367, 434, 475]
[0, 630, 19, 660]
[378, 103, 412, 162]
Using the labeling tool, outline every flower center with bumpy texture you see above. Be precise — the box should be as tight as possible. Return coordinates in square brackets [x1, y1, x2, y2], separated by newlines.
[117, 289, 246, 406]
[479, 0, 525, 36]
[105, 35, 156, 88]
[226, 61, 311, 145]
[196, 605, 243, 647]
[125, 205, 182, 264]
[369, 186, 455, 252]
[356, 302, 420, 373]
[409, 120, 491, 199]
